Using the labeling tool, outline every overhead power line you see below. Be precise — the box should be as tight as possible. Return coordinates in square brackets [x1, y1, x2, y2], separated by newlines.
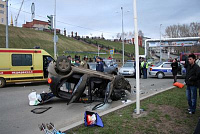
[9, 6, 117, 35]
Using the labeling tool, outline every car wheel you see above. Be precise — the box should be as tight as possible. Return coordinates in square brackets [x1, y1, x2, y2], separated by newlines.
[114, 75, 125, 89]
[0, 78, 6, 88]
[56, 56, 71, 75]
[157, 72, 164, 79]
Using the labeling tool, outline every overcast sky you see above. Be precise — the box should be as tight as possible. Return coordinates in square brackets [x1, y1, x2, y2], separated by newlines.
[8, 0, 200, 39]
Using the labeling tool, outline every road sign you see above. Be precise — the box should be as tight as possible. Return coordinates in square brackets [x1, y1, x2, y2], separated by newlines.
[53, 35, 58, 42]
[110, 49, 114, 55]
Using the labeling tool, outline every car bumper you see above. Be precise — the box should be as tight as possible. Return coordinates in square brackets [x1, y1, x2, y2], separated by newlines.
[149, 71, 157, 76]
[119, 72, 135, 76]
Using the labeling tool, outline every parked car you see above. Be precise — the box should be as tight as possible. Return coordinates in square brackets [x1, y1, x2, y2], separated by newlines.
[119, 62, 135, 77]
[149, 62, 186, 79]
[88, 62, 118, 75]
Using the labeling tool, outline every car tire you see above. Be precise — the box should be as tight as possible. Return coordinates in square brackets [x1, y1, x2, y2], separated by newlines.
[0, 78, 6, 88]
[114, 75, 125, 89]
[56, 56, 71, 75]
[157, 72, 164, 79]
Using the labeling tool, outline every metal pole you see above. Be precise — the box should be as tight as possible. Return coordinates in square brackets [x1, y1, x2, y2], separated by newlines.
[133, 0, 140, 114]
[98, 45, 99, 56]
[54, 0, 57, 59]
[160, 24, 162, 62]
[6, 0, 8, 48]
[121, 7, 124, 66]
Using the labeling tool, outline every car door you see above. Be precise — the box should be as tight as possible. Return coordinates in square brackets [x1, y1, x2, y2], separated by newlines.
[162, 63, 172, 76]
[11, 53, 34, 81]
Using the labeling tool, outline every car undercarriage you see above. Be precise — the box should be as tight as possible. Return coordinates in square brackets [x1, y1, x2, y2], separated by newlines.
[48, 56, 131, 110]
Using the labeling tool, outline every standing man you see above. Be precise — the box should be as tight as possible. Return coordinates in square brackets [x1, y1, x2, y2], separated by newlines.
[141, 58, 148, 79]
[80, 56, 89, 69]
[96, 57, 104, 72]
[185, 54, 200, 114]
[171, 58, 178, 83]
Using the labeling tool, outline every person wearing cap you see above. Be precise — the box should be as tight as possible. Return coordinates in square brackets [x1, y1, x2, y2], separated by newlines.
[80, 56, 89, 69]
[96, 57, 104, 72]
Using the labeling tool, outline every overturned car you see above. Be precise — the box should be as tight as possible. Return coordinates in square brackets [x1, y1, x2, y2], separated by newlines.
[48, 56, 131, 110]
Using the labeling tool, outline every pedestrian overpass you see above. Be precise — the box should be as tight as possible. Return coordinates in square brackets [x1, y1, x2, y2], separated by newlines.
[144, 37, 200, 58]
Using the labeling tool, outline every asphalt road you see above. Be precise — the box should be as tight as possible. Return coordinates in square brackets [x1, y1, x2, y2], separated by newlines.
[0, 76, 185, 134]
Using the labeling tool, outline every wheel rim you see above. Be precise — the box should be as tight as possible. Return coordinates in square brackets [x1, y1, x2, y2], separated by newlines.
[158, 73, 163, 78]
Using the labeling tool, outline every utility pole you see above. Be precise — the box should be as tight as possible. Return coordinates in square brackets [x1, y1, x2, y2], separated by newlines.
[121, 7, 125, 66]
[6, 0, 8, 48]
[54, 0, 57, 59]
[160, 24, 162, 62]
[133, 0, 140, 115]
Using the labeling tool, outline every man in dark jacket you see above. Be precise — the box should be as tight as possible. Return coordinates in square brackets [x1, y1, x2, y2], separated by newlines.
[96, 57, 104, 72]
[185, 54, 200, 114]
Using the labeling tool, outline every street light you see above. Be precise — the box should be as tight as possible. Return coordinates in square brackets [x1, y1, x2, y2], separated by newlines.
[119, 7, 130, 66]
[133, 0, 140, 115]
[54, 0, 57, 59]
[160, 24, 162, 62]
[6, 0, 8, 48]
[121, 7, 125, 66]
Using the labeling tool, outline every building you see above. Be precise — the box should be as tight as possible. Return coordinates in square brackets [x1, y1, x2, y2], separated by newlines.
[132, 36, 143, 47]
[0, 0, 6, 25]
[23, 19, 60, 34]
[23, 19, 49, 30]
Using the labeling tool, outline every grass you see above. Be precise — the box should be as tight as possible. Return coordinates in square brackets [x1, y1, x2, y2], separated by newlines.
[83, 38, 145, 55]
[67, 87, 200, 134]
[0, 24, 97, 57]
[0, 24, 130, 60]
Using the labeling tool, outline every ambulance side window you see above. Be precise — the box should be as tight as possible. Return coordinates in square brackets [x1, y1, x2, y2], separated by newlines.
[12, 54, 32, 66]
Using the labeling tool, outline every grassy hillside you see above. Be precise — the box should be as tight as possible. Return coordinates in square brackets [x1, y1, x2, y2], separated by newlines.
[0, 24, 98, 57]
[0, 24, 135, 60]
[83, 38, 145, 55]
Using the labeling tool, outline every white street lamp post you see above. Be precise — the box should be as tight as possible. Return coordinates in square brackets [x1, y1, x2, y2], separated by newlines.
[54, 0, 57, 59]
[160, 24, 162, 62]
[133, 0, 140, 114]
[121, 7, 125, 66]
[6, 0, 8, 48]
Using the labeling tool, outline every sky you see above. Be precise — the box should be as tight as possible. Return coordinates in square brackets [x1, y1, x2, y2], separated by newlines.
[7, 0, 200, 39]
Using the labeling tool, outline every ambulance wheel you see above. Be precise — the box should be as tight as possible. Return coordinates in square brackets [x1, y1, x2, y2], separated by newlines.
[157, 72, 164, 79]
[0, 78, 6, 88]
[56, 56, 71, 75]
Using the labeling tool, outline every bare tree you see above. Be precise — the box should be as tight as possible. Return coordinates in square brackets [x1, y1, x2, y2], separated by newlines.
[165, 22, 200, 38]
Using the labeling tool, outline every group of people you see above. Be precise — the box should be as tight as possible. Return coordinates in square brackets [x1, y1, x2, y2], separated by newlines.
[134, 58, 149, 79]
[66, 55, 90, 69]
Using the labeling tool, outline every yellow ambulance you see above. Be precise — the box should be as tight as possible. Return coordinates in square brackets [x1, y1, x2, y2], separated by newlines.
[0, 48, 54, 88]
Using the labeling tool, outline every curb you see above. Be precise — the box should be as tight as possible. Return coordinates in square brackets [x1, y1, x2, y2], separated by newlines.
[60, 86, 175, 132]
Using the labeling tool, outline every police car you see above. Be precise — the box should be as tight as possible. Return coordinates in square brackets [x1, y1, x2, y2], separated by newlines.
[149, 62, 186, 79]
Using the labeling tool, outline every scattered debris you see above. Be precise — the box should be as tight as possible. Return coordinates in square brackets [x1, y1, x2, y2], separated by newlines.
[31, 107, 52, 114]
[28, 91, 54, 106]
[84, 111, 104, 127]
[38, 122, 65, 134]
[122, 100, 132, 104]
